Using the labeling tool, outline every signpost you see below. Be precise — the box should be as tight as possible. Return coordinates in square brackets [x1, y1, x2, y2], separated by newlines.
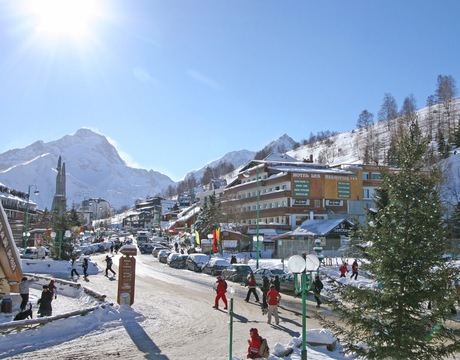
[117, 246, 137, 306]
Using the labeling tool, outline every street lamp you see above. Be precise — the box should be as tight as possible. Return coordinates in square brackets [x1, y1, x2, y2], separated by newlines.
[51, 229, 71, 260]
[23, 185, 39, 248]
[228, 286, 236, 360]
[243, 167, 261, 269]
[288, 254, 320, 360]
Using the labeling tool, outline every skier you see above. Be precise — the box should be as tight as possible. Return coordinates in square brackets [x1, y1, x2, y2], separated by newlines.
[104, 255, 116, 277]
[350, 259, 359, 280]
[245, 273, 260, 303]
[213, 276, 228, 310]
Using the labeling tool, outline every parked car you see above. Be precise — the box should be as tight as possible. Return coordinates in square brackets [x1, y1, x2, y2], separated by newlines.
[202, 258, 231, 276]
[158, 249, 171, 264]
[278, 273, 301, 295]
[139, 243, 155, 254]
[253, 268, 287, 285]
[186, 253, 210, 272]
[167, 253, 188, 269]
[21, 246, 51, 259]
[221, 264, 253, 283]
[152, 245, 169, 257]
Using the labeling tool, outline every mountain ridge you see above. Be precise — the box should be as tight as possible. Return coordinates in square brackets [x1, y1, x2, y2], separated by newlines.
[0, 129, 297, 211]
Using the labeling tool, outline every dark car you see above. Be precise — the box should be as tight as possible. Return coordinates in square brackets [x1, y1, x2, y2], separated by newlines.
[139, 243, 155, 254]
[158, 249, 171, 264]
[167, 253, 188, 269]
[221, 264, 253, 283]
[202, 258, 231, 276]
[186, 253, 210, 272]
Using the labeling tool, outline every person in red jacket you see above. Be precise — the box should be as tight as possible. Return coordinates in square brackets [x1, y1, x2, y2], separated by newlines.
[266, 284, 281, 325]
[213, 276, 228, 310]
[247, 327, 262, 359]
[339, 261, 348, 278]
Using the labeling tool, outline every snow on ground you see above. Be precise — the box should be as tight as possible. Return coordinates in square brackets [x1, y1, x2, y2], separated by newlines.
[3, 255, 458, 359]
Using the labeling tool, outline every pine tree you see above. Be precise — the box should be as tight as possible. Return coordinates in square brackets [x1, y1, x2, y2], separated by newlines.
[321, 121, 460, 359]
[193, 193, 221, 240]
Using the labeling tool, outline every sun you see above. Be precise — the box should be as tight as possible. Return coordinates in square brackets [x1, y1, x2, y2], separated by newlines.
[29, 0, 99, 40]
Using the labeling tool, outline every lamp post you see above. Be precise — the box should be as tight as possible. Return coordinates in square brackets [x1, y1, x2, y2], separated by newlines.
[23, 185, 39, 248]
[288, 254, 320, 360]
[228, 286, 235, 360]
[51, 230, 71, 260]
[244, 167, 261, 269]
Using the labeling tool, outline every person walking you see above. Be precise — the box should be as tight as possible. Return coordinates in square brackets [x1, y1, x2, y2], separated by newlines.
[70, 258, 80, 279]
[104, 255, 116, 277]
[260, 275, 270, 314]
[19, 277, 35, 311]
[48, 279, 58, 300]
[246, 328, 262, 359]
[313, 275, 324, 308]
[271, 275, 281, 292]
[82, 257, 89, 278]
[245, 273, 260, 303]
[350, 259, 359, 280]
[340, 261, 348, 278]
[37, 285, 53, 317]
[266, 284, 281, 325]
[213, 276, 228, 310]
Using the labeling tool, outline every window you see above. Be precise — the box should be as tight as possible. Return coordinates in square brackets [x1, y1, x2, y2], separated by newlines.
[363, 189, 371, 199]
[362, 173, 369, 180]
[371, 173, 380, 180]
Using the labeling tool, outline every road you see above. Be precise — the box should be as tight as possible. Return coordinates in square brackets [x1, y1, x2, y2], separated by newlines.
[8, 252, 336, 360]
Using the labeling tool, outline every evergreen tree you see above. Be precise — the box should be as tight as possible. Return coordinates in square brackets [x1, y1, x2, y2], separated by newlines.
[193, 193, 221, 240]
[321, 121, 460, 359]
[49, 213, 74, 261]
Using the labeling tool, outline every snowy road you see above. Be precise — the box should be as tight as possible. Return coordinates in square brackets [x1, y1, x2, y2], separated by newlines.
[6, 252, 336, 360]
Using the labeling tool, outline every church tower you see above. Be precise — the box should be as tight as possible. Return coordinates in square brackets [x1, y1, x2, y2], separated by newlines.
[51, 156, 67, 215]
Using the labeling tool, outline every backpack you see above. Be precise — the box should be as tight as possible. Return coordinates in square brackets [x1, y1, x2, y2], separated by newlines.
[223, 280, 228, 289]
[258, 337, 269, 358]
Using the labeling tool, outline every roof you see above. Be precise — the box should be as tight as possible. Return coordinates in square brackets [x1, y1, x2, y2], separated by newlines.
[273, 218, 354, 240]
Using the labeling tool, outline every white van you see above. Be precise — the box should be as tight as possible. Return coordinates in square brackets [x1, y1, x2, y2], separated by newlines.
[20, 246, 51, 259]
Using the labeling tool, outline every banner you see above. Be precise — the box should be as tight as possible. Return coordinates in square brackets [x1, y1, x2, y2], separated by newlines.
[195, 230, 200, 245]
[212, 229, 218, 253]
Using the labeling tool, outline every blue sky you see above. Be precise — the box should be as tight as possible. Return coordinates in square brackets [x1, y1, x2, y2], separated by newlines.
[1, 0, 459, 181]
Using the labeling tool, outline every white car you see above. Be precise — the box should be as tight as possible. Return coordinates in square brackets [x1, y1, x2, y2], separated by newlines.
[20, 246, 51, 259]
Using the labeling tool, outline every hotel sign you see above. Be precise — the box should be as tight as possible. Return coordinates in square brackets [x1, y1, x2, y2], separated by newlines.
[293, 179, 310, 197]
[338, 181, 351, 198]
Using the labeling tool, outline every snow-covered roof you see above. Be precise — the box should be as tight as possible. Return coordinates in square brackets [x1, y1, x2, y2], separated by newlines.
[273, 219, 353, 240]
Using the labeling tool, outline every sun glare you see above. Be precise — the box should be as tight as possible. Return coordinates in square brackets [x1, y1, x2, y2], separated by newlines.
[30, 0, 99, 40]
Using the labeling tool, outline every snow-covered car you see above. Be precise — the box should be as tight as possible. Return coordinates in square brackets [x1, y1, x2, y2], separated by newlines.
[186, 253, 210, 272]
[201, 258, 231, 276]
[21, 246, 51, 259]
[167, 253, 188, 269]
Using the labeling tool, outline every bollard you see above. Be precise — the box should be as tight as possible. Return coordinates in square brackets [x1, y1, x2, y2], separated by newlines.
[1, 298, 12, 313]
[120, 292, 131, 306]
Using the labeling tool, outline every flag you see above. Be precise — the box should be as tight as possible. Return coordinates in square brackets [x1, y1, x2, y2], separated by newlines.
[216, 227, 221, 244]
[195, 230, 201, 246]
[212, 229, 218, 253]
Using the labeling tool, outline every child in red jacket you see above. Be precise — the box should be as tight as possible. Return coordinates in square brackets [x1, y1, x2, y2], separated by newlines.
[247, 327, 262, 359]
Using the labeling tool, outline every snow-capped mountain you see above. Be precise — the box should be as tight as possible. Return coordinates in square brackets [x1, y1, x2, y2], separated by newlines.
[0, 129, 298, 211]
[0, 129, 175, 211]
[183, 134, 298, 181]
